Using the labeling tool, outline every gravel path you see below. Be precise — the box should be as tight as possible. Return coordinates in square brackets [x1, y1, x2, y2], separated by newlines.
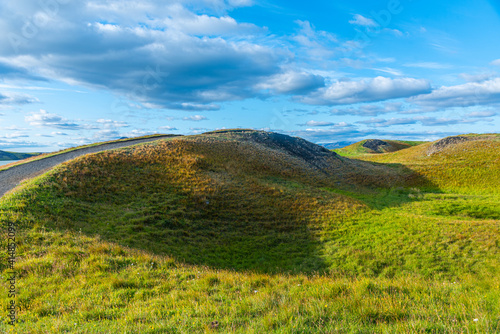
[0, 135, 178, 198]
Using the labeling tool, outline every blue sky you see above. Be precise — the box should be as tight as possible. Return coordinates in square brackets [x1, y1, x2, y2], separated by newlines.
[0, 0, 499, 152]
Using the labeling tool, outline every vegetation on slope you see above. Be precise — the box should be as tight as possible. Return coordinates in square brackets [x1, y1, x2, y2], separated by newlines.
[334, 139, 426, 157]
[0, 130, 498, 333]
[360, 133, 500, 194]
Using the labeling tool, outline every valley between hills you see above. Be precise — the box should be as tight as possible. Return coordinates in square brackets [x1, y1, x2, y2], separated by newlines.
[0, 129, 498, 333]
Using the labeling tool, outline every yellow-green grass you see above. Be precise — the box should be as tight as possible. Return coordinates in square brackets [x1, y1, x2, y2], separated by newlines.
[1, 132, 499, 332]
[334, 139, 426, 157]
[360, 134, 500, 195]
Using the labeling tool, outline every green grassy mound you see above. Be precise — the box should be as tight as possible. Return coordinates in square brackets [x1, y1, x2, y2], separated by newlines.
[0, 131, 498, 333]
[360, 133, 500, 194]
[334, 139, 426, 157]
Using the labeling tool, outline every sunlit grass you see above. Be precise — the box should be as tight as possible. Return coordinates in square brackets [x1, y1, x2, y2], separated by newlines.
[334, 139, 426, 157]
[1, 132, 499, 332]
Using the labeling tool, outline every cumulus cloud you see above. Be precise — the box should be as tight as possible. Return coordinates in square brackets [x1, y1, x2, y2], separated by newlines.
[25, 110, 85, 130]
[162, 5, 261, 36]
[349, 14, 378, 27]
[92, 129, 122, 141]
[0, 0, 288, 111]
[96, 119, 129, 128]
[256, 71, 325, 94]
[301, 76, 431, 105]
[158, 125, 178, 130]
[182, 115, 207, 121]
[0, 91, 39, 105]
[409, 78, 500, 108]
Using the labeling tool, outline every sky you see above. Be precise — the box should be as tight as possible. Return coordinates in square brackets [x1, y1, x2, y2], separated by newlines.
[0, 0, 499, 152]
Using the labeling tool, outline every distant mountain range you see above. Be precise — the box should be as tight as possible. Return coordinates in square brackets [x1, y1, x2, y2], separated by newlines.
[319, 141, 356, 149]
[0, 150, 40, 161]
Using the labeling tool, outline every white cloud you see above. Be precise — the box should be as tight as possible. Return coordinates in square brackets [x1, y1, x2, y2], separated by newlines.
[0, 91, 39, 105]
[122, 129, 158, 138]
[409, 78, 500, 108]
[183, 115, 207, 121]
[256, 71, 325, 94]
[93, 129, 122, 141]
[301, 76, 431, 105]
[490, 59, 500, 66]
[358, 116, 484, 128]
[158, 125, 178, 130]
[1, 125, 28, 131]
[383, 28, 404, 37]
[459, 73, 495, 83]
[162, 5, 261, 36]
[293, 20, 338, 61]
[372, 67, 403, 76]
[0, 138, 48, 150]
[304, 120, 335, 127]
[0, 132, 29, 139]
[330, 102, 403, 116]
[0, 1, 286, 111]
[466, 110, 497, 117]
[403, 62, 453, 69]
[96, 119, 129, 128]
[25, 110, 85, 130]
[349, 14, 378, 27]
[357, 117, 418, 127]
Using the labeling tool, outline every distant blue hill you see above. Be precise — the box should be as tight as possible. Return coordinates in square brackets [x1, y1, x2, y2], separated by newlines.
[0, 150, 40, 161]
[320, 141, 356, 150]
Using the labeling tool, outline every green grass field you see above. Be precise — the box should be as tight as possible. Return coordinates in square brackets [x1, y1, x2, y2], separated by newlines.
[1, 131, 499, 333]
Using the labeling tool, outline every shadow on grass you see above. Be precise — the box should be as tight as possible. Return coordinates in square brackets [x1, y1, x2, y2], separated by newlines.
[324, 160, 442, 210]
[2, 155, 440, 276]
[5, 173, 329, 275]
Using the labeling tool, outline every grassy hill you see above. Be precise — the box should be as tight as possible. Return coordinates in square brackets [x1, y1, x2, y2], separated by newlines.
[0, 130, 499, 333]
[360, 133, 500, 195]
[0, 150, 39, 161]
[334, 139, 426, 157]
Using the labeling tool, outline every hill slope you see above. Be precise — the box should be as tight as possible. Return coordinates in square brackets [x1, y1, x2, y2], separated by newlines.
[0, 150, 39, 161]
[0, 130, 498, 333]
[334, 139, 426, 157]
[1, 130, 417, 272]
[360, 133, 500, 194]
